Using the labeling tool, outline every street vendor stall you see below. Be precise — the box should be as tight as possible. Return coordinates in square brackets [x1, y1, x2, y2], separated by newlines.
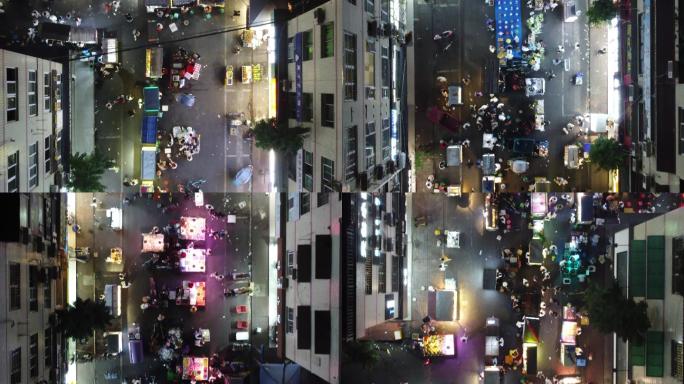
[525, 78, 545, 97]
[171, 125, 200, 159]
[182, 356, 209, 381]
[241, 65, 252, 84]
[533, 100, 544, 131]
[522, 316, 540, 375]
[179, 248, 206, 273]
[168, 48, 202, 90]
[143, 86, 160, 115]
[178, 280, 206, 307]
[422, 334, 456, 357]
[141, 146, 156, 188]
[530, 192, 547, 218]
[107, 248, 123, 264]
[142, 233, 165, 253]
[145, 47, 163, 79]
[141, 115, 158, 145]
[179, 216, 206, 241]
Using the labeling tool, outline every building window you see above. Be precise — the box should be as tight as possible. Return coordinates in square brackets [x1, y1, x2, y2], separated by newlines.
[10, 263, 20, 310]
[44, 279, 52, 309]
[365, 252, 373, 294]
[11, 348, 21, 383]
[286, 307, 294, 333]
[365, 0, 375, 14]
[302, 30, 313, 61]
[321, 93, 334, 127]
[673, 237, 684, 295]
[382, 118, 391, 160]
[679, 108, 684, 154]
[365, 122, 376, 171]
[303, 150, 313, 191]
[297, 306, 312, 349]
[288, 37, 295, 63]
[54, 73, 62, 110]
[321, 22, 334, 58]
[381, 0, 389, 23]
[6, 67, 18, 121]
[30, 334, 38, 377]
[314, 310, 332, 354]
[344, 33, 358, 100]
[7, 151, 19, 192]
[302, 93, 313, 122]
[29, 265, 38, 311]
[29, 141, 39, 189]
[28, 70, 38, 116]
[365, 41, 376, 99]
[317, 192, 329, 207]
[348, 0, 356, 4]
[345, 125, 358, 182]
[44, 135, 52, 174]
[301, 192, 310, 215]
[321, 156, 335, 192]
[44, 72, 51, 111]
[45, 328, 52, 367]
[672, 340, 683, 379]
[381, 46, 390, 98]
[378, 253, 386, 293]
[391, 255, 400, 292]
[287, 250, 295, 276]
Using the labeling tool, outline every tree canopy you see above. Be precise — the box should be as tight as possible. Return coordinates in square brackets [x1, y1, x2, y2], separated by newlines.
[589, 136, 627, 171]
[53, 297, 113, 341]
[584, 280, 650, 345]
[67, 151, 114, 192]
[586, 0, 619, 25]
[342, 340, 380, 370]
[251, 118, 310, 153]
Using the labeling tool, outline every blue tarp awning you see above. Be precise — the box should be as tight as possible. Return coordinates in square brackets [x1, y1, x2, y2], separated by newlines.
[141, 116, 158, 144]
[143, 86, 160, 113]
[259, 363, 300, 384]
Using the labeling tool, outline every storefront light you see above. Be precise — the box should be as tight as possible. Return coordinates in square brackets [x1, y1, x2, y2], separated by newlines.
[361, 222, 368, 238]
[361, 202, 368, 219]
[361, 193, 368, 201]
[374, 248, 381, 257]
[403, 268, 408, 286]
[375, 219, 382, 227]
[374, 197, 382, 206]
[360, 241, 367, 257]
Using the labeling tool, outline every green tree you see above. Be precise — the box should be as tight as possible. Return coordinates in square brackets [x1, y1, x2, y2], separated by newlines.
[584, 280, 650, 345]
[586, 0, 619, 25]
[67, 151, 114, 192]
[588, 136, 627, 171]
[53, 298, 114, 341]
[251, 118, 310, 153]
[343, 340, 380, 370]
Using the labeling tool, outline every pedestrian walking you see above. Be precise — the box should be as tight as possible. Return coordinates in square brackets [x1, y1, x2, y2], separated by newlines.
[127, 109, 136, 118]
[125, 13, 134, 23]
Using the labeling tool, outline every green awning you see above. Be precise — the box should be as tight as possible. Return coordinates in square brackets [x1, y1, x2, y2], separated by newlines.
[646, 331, 664, 377]
[646, 236, 665, 299]
[629, 240, 646, 297]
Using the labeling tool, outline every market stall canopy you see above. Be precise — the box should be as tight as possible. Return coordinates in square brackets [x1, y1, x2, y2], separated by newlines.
[142, 233, 165, 253]
[182, 356, 209, 381]
[179, 249, 206, 272]
[509, 159, 529, 174]
[525, 78, 545, 97]
[422, 334, 456, 357]
[141, 116, 158, 144]
[523, 316, 540, 344]
[179, 216, 206, 240]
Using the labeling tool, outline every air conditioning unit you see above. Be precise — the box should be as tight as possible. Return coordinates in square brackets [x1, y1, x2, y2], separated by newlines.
[375, 165, 384, 180]
[368, 20, 378, 37]
[291, 268, 298, 280]
[358, 172, 369, 190]
[382, 23, 392, 37]
[314, 8, 326, 25]
[281, 79, 292, 91]
[386, 160, 396, 174]
[20, 227, 30, 244]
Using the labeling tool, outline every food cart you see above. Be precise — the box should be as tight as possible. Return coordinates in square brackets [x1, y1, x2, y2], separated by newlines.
[145, 47, 163, 79]
[509, 159, 529, 174]
[106, 208, 122, 230]
[241, 65, 252, 84]
[485, 316, 501, 366]
[182, 356, 209, 381]
[142, 233, 165, 253]
[177, 281, 206, 307]
[107, 248, 123, 264]
[564, 144, 580, 169]
[179, 249, 207, 273]
[169, 48, 202, 91]
[533, 100, 544, 131]
[444, 230, 460, 248]
[179, 216, 206, 240]
[530, 192, 547, 218]
[225, 65, 233, 86]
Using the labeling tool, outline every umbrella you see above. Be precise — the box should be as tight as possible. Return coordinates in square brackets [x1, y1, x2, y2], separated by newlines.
[233, 165, 253, 186]
[510, 160, 529, 174]
[178, 93, 196, 107]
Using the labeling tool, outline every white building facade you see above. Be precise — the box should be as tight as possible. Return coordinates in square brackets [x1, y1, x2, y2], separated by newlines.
[1, 49, 64, 193]
[0, 194, 65, 384]
[287, 0, 408, 193]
